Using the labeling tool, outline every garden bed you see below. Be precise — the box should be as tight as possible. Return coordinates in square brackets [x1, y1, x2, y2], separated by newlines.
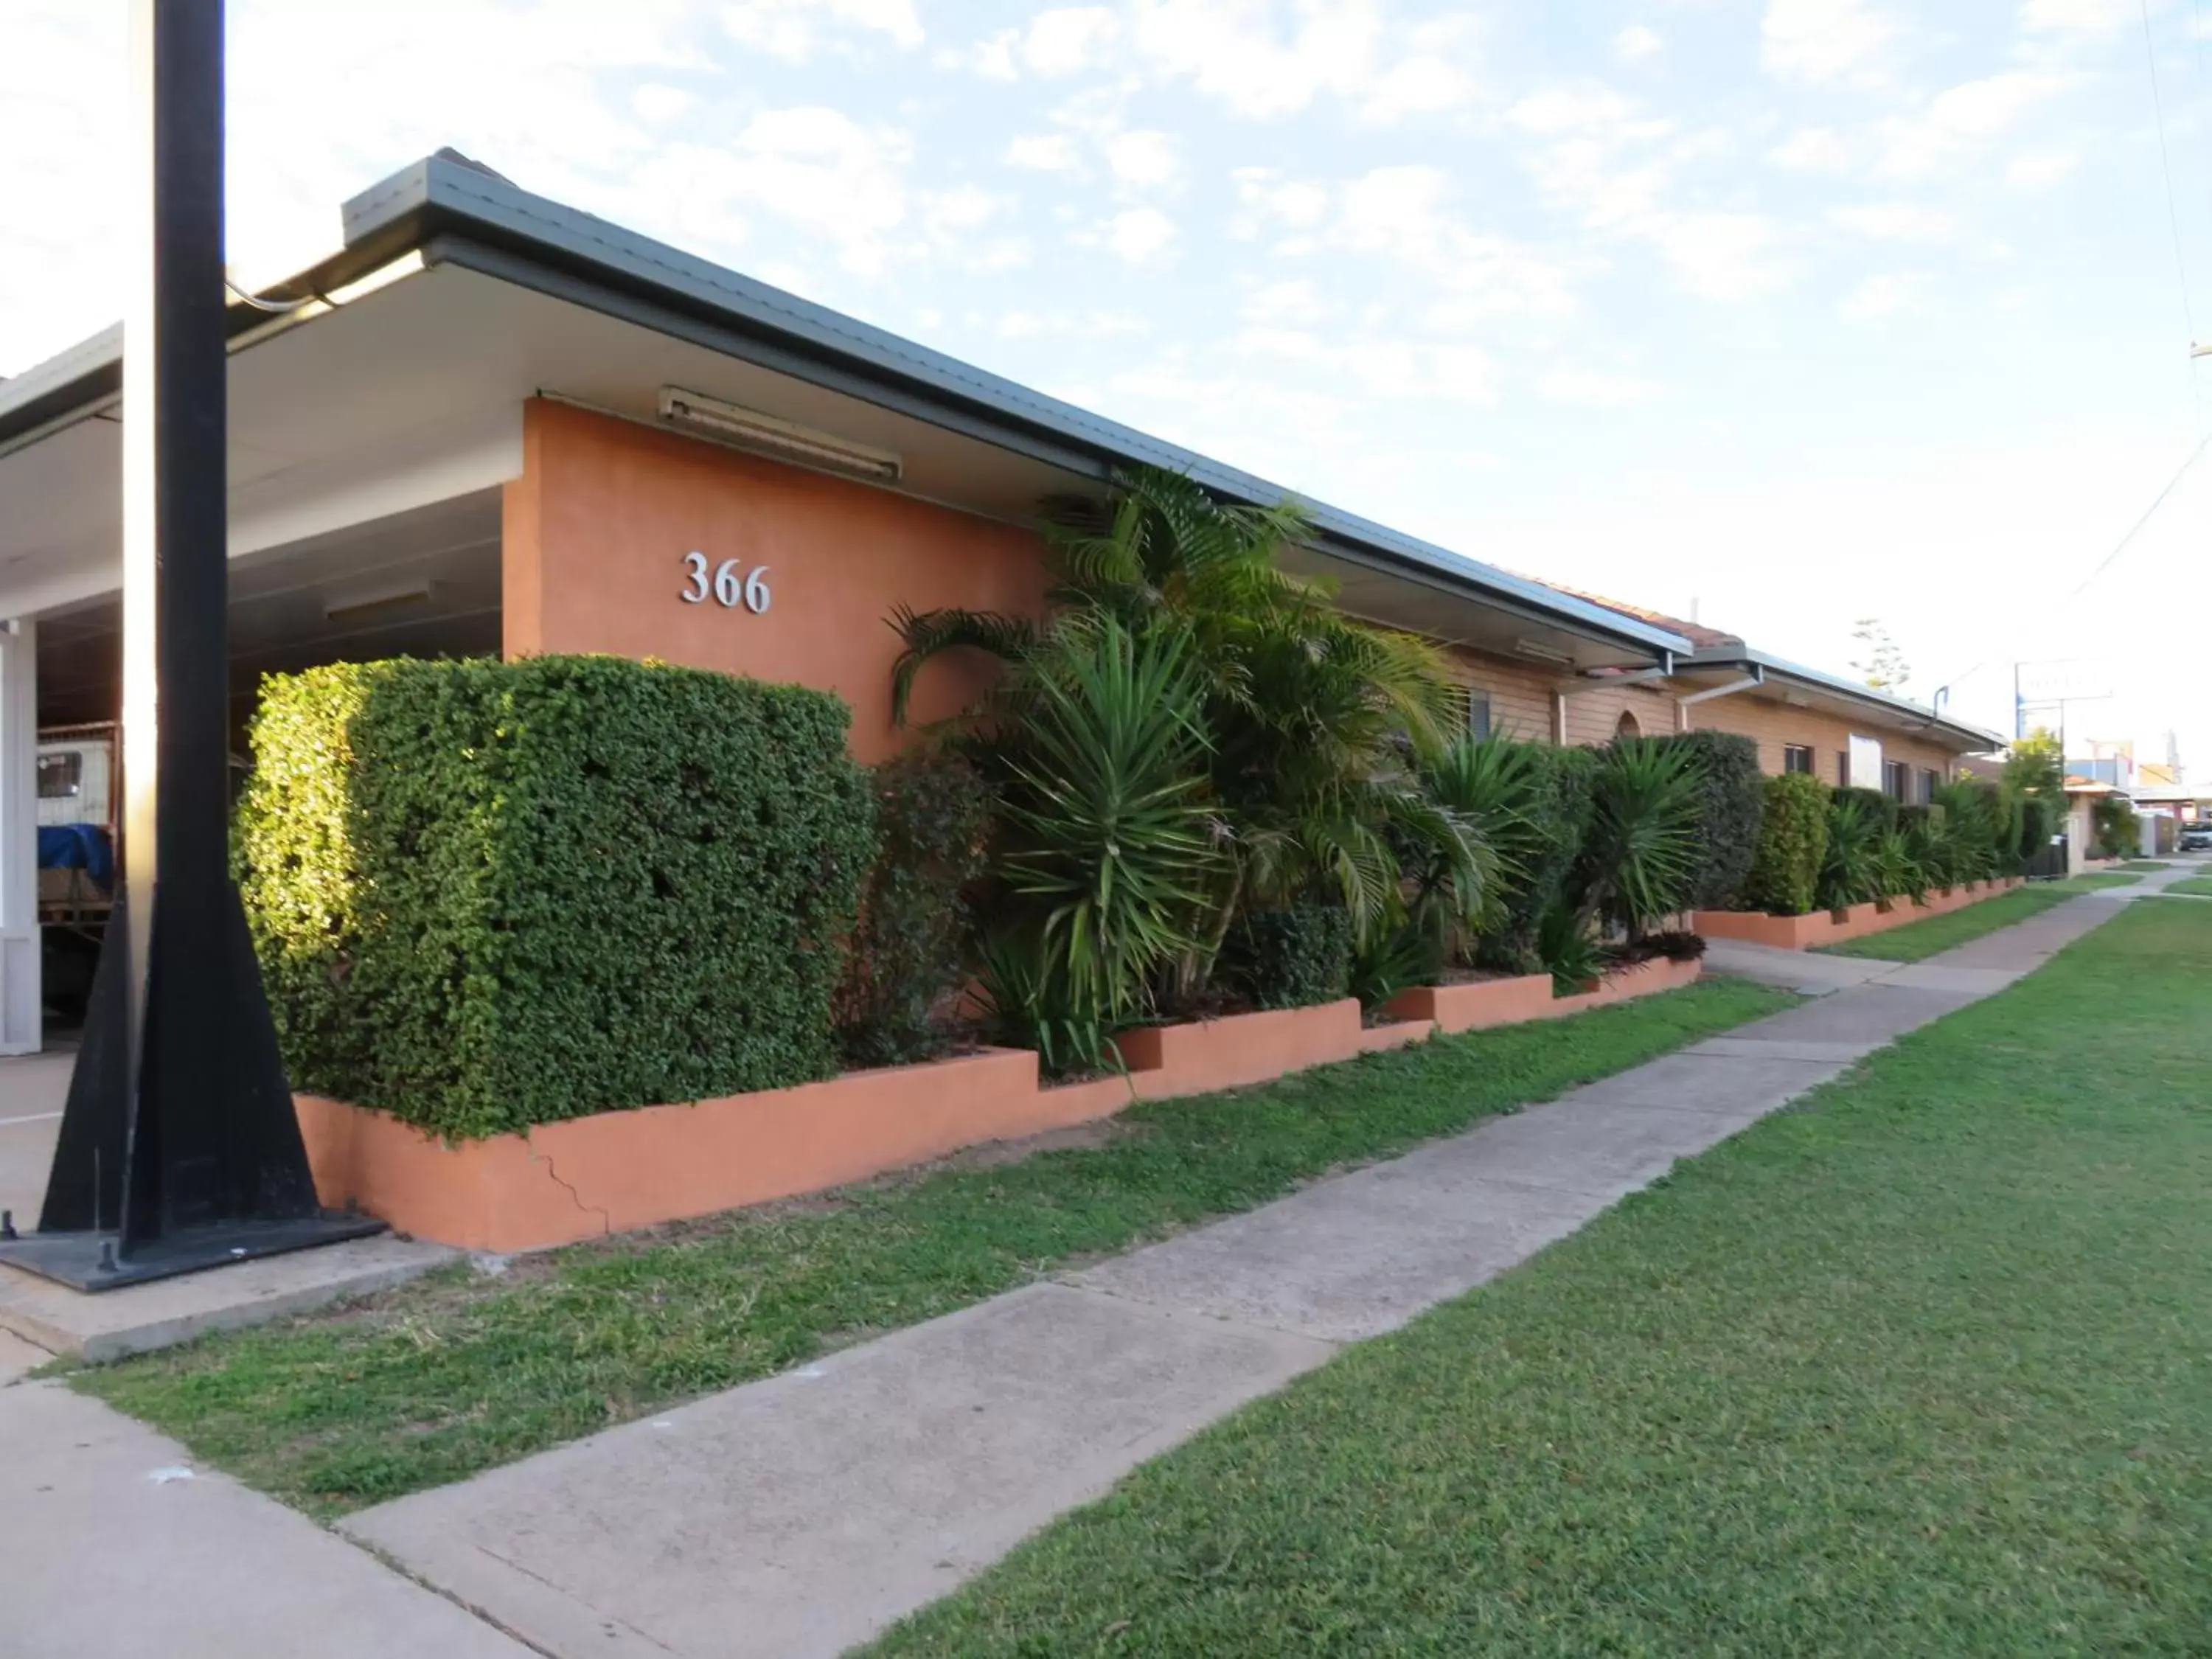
[299, 962, 1704, 1252]
[1694, 877, 2024, 951]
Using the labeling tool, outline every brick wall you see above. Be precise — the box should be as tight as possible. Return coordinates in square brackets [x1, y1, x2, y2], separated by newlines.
[1436, 645, 1966, 787]
[1685, 689, 1961, 783]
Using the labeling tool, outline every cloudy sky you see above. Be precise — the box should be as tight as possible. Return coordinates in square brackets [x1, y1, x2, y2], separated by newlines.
[4, 0, 2209, 767]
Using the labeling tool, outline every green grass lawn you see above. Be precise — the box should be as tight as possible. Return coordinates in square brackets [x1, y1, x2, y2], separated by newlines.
[2167, 876, 2212, 898]
[69, 978, 1791, 1517]
[1816, 874, 2138, 961]
[867, 901, 2212, 1659]
[2117, 859, 2174, 872]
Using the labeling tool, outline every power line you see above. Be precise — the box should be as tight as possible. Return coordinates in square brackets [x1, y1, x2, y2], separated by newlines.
[2142, 0, 2206, 428]
[2062, 427, 2211, 599]
[1931, 431, 2212, 699]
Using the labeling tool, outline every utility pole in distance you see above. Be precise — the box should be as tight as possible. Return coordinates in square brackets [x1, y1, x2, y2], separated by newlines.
[0, 0, 380, 1288]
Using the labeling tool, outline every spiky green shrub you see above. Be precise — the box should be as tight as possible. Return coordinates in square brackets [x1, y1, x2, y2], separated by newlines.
[1820, 787, 1888, 911]
[237, 655, 874, 1138]
[1742, 773, 1832, 917]
[1578, 737, 1702, 944]
[973, 618, 1220, 1073]
[1475, 743, 1598, 975]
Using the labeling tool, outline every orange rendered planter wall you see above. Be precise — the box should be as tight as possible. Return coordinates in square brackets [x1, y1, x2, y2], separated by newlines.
[1545, 955, 1704, 1015]
[1382, 973, 1558, 1034]
[1694, 876, 2023, 951]
[297, 959, 1707, 1252]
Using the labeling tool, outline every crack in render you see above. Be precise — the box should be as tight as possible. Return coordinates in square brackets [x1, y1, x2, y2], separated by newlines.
[524, 1137, 613, 1238]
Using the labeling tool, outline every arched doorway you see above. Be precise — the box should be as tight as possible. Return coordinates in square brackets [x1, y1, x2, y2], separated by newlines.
[1615, 709, 1641, 740]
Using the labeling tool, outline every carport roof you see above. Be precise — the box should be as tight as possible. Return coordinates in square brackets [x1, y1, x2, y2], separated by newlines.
[0, 148, 1689, 667]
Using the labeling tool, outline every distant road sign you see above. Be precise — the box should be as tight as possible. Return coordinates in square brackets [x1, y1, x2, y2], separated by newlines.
[2015, 659, 2113, 706]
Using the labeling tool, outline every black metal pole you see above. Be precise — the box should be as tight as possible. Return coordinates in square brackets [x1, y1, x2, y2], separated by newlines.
[1, 0, 381, 1288]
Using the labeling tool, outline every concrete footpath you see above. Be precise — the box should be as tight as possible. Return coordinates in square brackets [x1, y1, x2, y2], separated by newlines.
[0, 872, 2180, 1658]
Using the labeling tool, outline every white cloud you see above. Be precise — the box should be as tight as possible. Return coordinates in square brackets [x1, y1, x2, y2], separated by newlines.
[955, 29, 1020, 79]
[1105, 128, 1179, 187]
[1104, 205, 1177, 264]
[1361, 56, 1478, 120]
[2019, 0, 2131, 31]
[1537, 366, 1663, 408]
[1770, 127, 1853, 173]
[633, 83, 697, 125]
[1761, 0, 1897, 85]
[1328, 166, 1585, 319]
[1242, 279, 1335, 327]
[1878, 72, 2071, 178]
[1614, 24, 1663, 64]
[1651, 213, 1794, 301]
[998, 309, 1147, 339]
[922, 184, 1001, 233]
[2006, 147, 2081, 188]
[723, 0, 924, 61]
[1023, 7, 1121, 75]
[629, 106, 913, 276]
[1129, 0, 1382, 117]
[1005, 133, 1079, 171]
[1231, 326, 1502, 406]
[1230, 167, 1333, 238]
[1840, 270, 1933, 323]
[1829, 201, 1956, 241]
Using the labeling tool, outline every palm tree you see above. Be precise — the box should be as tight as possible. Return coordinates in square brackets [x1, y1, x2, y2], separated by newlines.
[889, 465, 1489, 978]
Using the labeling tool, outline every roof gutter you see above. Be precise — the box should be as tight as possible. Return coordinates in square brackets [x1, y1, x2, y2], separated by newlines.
[1683, 647, 2003, 751]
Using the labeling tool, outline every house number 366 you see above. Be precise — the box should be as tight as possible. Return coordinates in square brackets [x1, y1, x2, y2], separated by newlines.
[679, 552, 771, 613]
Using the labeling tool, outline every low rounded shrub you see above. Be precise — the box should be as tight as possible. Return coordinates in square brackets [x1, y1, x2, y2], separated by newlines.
[1222, 904, 1354, 1009]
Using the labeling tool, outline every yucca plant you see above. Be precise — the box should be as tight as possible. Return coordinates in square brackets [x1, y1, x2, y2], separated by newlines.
[1536, 895, 1607, 995]
[1819, 790, 1885, 911]
[990, 617, 1220, 1036]
[1872, 824, 1927, 905]
[1576, 737, 1700, 946]
[1407, 733, 1536, 965]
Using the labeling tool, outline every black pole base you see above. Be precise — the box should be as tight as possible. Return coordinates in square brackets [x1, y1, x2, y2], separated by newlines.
[7, 886, 389, 1294]
[0, 1211, 387, 1293]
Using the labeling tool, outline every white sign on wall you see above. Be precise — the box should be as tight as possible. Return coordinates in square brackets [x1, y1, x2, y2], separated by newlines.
[1848, 733, 1884, 790]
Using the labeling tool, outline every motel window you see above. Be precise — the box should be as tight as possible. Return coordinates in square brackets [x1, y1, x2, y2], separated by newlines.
[36, 752, 82, 800]
[1919, 768, 1941, 804]
[1444, 685, 1492, 740]
[1882, 759, 1910, 801]
[1837, 751, 1851, 787]
[1783, 744, 1815, 775]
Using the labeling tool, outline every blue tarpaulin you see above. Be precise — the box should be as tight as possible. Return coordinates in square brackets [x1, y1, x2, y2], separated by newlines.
[38, 824, 114, 889]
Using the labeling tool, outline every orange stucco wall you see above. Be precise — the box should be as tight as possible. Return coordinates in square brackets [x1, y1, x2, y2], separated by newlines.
[503, 398, 1050, 759]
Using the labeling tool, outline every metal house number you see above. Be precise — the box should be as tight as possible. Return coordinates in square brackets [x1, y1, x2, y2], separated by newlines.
[679, 552, 771, 614]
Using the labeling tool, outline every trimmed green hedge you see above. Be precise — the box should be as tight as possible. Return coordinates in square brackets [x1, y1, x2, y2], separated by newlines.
[1742, 772, 1831, 917]
[237, 655, 876, 1140]
[835, 751, 994, 1068]
[1222, 904, 1354, 1010]
[1670, 731, 1764, 910]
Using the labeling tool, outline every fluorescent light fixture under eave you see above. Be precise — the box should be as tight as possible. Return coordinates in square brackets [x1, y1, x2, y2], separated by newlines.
[658, 387, 902, 482]
[1512, 638, 1576, 668]
[324, 580, 434, 627]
